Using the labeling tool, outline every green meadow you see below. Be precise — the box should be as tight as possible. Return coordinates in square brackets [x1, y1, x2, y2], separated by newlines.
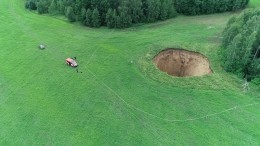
[249, 0, 260, 7]
[0, 0, 259, 145]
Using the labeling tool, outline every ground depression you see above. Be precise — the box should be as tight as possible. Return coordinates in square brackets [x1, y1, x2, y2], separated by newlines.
[153, 49, 212, 77]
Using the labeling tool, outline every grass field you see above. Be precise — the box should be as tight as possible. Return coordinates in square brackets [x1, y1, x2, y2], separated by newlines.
[249, 0, 260, 8]
[0, 0, 259, 145]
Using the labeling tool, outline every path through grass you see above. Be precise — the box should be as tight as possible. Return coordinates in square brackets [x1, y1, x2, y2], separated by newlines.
[0, 0, 259, 145]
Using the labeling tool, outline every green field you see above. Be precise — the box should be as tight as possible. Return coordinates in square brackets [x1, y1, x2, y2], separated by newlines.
[0, 0, 259, 145]
[249, 0, 260, 7]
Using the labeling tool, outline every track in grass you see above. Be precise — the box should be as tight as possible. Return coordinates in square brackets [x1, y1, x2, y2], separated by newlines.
[81, 68, 260, 122]
[0, 0, 260, 145]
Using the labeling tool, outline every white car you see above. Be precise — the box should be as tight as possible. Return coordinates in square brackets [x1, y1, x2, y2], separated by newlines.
[66, 58, 78, 67]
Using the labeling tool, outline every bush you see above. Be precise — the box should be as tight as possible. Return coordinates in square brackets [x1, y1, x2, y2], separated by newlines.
[251, 78, 260, 85]
[25, 0, 37, 10]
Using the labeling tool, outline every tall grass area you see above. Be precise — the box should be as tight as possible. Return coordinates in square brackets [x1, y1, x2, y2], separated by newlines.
[0, 0, 259, 145]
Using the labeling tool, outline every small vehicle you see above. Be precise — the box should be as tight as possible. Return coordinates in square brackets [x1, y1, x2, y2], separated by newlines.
[66, 58, 78, 67]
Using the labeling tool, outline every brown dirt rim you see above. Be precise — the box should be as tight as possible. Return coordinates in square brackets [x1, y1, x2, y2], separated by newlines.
[153, 49, 213, 77]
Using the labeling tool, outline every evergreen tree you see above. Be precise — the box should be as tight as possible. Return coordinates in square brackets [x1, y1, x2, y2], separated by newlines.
[99, 0, 110, 25]
[37, 0, 46, 14]
[75, 0, 83, 16]
[147, 0, 161, 22]
[66, 6, 76, 22]
[37, 0, 51, 14]
[146, 0, 155, 22]
[154, 0, 161, 19]
[92, 8, 101, 27]
[112, 9, 118, 28]
[57, 0, 65, 14]
[85, 9, 92, 26]
[232, 0, 242, 11]
[48, 0, 57, 14]
[80, 7, 87, 23]
[118, 7, 132, 28]
[106, 8, 114, 28]
[160, 1, 168, 20]
[115, 15, 121, 28]
[129, 0, 143, 23]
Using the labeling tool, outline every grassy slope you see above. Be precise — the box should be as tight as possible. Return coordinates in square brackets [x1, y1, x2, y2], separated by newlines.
[0, 0, 259, 145]
[249, 0, 260, 8]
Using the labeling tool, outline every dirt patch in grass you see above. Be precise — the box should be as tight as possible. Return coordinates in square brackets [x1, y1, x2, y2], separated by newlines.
[153, 49, 212, 77]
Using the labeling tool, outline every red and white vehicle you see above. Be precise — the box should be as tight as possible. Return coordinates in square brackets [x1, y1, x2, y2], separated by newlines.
[66, 58, 78, 67]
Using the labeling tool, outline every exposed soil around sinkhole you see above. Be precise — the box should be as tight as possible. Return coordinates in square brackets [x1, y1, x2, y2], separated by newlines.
[153, 49, 213, 77]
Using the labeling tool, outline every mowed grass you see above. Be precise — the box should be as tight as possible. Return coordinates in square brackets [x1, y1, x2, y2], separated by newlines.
[0, 0, 259, 145]
[249, 0, 260, 8]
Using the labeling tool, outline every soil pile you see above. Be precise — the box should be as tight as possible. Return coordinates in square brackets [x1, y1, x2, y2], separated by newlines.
[153, 49, 212, 77]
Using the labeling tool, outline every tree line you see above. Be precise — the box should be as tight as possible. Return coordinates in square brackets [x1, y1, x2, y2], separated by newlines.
[25, 0, 177, 28]
[25, 0, 250, 28]
[174, 0, 249, 15]
[221, 8, 260, 85]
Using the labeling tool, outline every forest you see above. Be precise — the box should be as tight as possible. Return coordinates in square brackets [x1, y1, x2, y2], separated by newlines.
[25, 0, 248, 28]
[25, 0, 177, 28]
[221, 9, 260, 84]
[174, 0, 249, 15]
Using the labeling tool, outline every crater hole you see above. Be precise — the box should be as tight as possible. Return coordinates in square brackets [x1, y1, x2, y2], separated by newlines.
[153, 49, 213, 77]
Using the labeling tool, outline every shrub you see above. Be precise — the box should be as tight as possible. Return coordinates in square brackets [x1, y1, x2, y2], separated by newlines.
[25, 0, 37, 10]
